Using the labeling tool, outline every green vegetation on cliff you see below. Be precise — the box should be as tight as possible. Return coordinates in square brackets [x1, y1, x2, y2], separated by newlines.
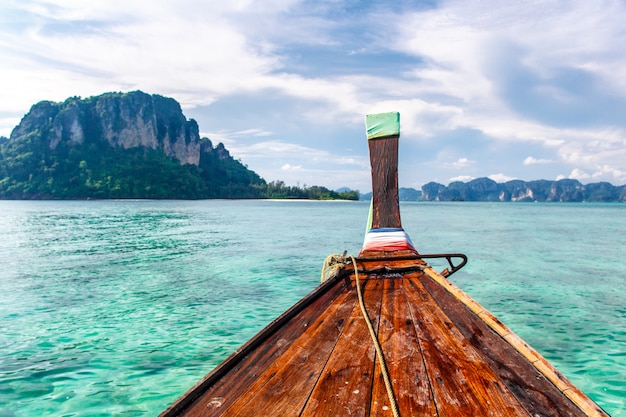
[0, 92, 265, 199]
[262, 181, 359, 200]
[0, 134, 259, 199]
[0, 91, 358, 200]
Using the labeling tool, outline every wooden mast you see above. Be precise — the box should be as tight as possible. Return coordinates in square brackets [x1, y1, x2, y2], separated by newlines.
[360, 112, 417, 257]
[367, 112, 402, 229]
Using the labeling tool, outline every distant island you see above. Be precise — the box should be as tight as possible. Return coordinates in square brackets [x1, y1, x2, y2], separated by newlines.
[358, 178, 625, 202]
[0, 91, 357, 200]
[421, 178, 626, 202]
[358, 187, 423, 202]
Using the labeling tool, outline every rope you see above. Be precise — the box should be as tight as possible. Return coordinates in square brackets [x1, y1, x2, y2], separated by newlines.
[320, 251, 348, 282]
[349, 255, 401, 417]
[321, 253, 401, 417]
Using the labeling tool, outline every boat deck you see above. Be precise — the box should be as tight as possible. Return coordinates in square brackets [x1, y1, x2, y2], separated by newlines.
[161, 258, 607, 417]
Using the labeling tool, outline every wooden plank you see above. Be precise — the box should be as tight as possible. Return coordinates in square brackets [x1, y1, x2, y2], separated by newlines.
[368, 136, 401, 229]
[370, 277, 437, 416]
[219, 281, 359, 416]
[420, 267, 610, 417]
[422, 267, 488, 317]
[357, 258, 426, 272]
[562, 387, 611, 417]
[300, 278, 384, 417]
[404, 275, 531, 417]
[175, 278, 351, 417]
[503, 333, 542, 364]
[419, 273, 590, 417]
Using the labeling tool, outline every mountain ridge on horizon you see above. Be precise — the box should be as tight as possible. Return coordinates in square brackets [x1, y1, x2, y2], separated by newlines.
[353, 177, 625, 202]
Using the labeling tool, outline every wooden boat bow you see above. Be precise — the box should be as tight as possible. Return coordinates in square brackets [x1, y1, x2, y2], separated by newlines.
[160, 112, 609, 417]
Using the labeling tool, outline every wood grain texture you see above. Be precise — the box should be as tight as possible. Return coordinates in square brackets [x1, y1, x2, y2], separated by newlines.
[420, 266, 610, 417]
[370, 277, 437, 417]
[300, 278, 383, 417]
[404, 276, 530, 417]
[419, 272, 590, 417]
[368, 136, 401, 229]
[221, 285, 357, 416]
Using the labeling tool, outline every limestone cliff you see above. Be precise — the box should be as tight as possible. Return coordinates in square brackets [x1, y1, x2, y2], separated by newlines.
[0, 91, 264, 199]
[421, 178, 625, 202]
[11, 91, 203, 166]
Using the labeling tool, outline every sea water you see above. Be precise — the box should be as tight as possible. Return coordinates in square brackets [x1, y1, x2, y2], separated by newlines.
[0, 200, 624, 416]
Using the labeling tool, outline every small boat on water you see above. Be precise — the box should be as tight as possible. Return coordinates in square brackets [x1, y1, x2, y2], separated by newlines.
[161, 112, 609, 417]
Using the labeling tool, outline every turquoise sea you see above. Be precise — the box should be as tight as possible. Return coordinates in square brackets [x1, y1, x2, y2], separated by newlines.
[0, 200, 624, 416]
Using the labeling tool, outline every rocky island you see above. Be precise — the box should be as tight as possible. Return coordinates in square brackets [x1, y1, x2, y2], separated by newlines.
[0, 91, 357, 200]
[421, 177, 626, 202]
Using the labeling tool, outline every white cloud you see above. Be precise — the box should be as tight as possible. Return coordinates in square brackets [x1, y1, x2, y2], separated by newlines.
[391, 0, 626, 184]
[449, 157, 474, 169]
[396, 1, 626, 100]
[596, 165, 626, 183]
[0, 1, 282, 113]
[449, 175, 474, 183]
[198, 135, 371, 188]
[489, 173, 517, 183]
[281, 163, 302, 171]
[232, 128, 273, 137]
[563, 165, 626, 184]
[568, 168, 592, 181]
[523, 156, 552, 165]
[206, 137, 367, 168]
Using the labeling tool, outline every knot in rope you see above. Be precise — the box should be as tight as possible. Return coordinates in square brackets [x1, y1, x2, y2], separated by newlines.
[320, 251, 348, 282]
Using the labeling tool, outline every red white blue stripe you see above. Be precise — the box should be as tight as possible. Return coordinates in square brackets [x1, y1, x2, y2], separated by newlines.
[360, 228, 416, 253]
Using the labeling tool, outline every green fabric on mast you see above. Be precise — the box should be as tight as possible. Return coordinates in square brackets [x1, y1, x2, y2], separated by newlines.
[366, 198, 373, 234]
[365, 112, 400, 140]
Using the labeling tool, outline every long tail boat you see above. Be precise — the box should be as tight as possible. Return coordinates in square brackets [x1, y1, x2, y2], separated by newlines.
[161, 112, 609, 417]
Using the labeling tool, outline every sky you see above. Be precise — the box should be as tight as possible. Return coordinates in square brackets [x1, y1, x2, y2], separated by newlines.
[1, 0, 626, 192]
